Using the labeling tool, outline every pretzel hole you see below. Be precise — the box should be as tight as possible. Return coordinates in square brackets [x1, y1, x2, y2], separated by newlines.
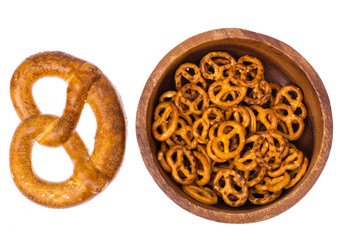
[184, 89, 198, 101]
[177, 170, 187, 180]
[291, 122, 300, 132]
[32, 142, 73, 182]
[33, 77, 67, 116]
[223, 69, 230, 78]
[273, 137, 281, 148]
[207, 112, 219, 121]
[155, 125, 165, 135]
[186, 130, 195, 141]
[271, 88, 279, 98]
[228, 193, 240, 201]
[246, 70, 257, 81]
[242, 60, 255, 66]
[294, 107, 303, 116]
[229, 135, 239, 151]
[242, 158, 254, 166]
[161, 95, 174, 102]
[277, 108, 289, 117]
[76, 104, 97, 154]
[196, 99, 205, 110]
[179, 102, 190, 112]
[213, 57, 230, 66]
[265, 113, 275, 123]
[158, 107, 166, 116]
[185, 67, 196, 76]
[248, 169, 257, 181]
[223, 92, 235, 102]
[213, 160, 232, 170]
[252, 192, 266, 198]
[267, 155, 277, 165]
[205, 64, 215, 74]
[183, 155, 194, 171]
[257, 122, 267, 131]
[195, 124, 204, 135]
[243, 141, 255, 152]
[282, 97, 291, 106]
[218, 176, 226, 188]
[180, 76, 191, 88]
[288, 90, 298, 99]
[231, 67, 242, 79]
[217, 141, 225, 152]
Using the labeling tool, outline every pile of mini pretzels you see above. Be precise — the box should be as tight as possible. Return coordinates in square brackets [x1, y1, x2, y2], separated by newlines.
[152, 51, 309, 207]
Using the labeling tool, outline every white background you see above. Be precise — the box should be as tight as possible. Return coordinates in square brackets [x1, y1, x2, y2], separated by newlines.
[0, 0, 359, 239]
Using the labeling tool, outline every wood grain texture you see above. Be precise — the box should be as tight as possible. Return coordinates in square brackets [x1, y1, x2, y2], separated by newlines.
[136, 28, 332, 223]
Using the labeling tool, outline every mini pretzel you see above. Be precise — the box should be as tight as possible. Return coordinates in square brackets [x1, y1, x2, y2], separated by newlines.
[244, 165, 267, 187]
[244, 80, 272, 105]
[248, 189, 282, 205]
[202, 107, 224, 125]
[224, 106, 251, 130]
[254, 130, 289, 170]
[229, 63, 262, 87]
[157, 142, 171, 172]
[208, 80, 247, 107]
[234, 135, 267, 172]
[170, 118, 198, 149]
[10, 51, 126, 208]
[182, 185, 218, 205]
[267, 144, 304, 178]
[206, 139, 225, 163]
[200, 51, 236, 80]
[255, 172, 291, 192]
[159, 90, 177, 103]
[250, 105, 278, 131]
[211, 159, 235, 173]
[175, 83, 209, 116]
[192, 118, 210, 144]
[285, 156, 309, 189]
[275, 85, 307, 119]
[166, 145, 197, 185]
[175, 63, 207, 90]
[211, 121, 246, 160]
[234, 150, 258, 172]
[272, 104, 305, 141]
[213, 169, 248, 207]
[152, 101, 179, 141]
[263, 82, 282, 107]
[193, 151, 212, 186]
[235, 55, 264, 86]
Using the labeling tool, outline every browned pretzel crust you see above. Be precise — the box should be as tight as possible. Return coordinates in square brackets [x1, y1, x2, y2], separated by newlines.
[10, 51, 126, 208]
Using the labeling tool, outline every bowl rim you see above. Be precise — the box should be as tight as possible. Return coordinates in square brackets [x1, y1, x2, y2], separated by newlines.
[136, 28, 333, 223]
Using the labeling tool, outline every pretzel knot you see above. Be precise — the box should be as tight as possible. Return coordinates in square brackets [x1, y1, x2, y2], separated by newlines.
[9, 51, 127, 208]
[213, 169, 248, 207]
[200, 51, 236, 81]
[211, 121, 246, 160]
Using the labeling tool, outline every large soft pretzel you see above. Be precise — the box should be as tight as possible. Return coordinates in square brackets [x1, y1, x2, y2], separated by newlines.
[10, 51, 127, 208]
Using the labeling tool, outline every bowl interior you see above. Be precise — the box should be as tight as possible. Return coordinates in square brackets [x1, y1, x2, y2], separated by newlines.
[142, 35, 325, 218]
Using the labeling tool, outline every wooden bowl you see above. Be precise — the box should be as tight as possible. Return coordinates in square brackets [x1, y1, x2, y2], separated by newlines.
[136, 28, 333, 223]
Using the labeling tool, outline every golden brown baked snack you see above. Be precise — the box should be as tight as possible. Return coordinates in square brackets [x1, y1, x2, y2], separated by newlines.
[10, 51, 127, 208]
[151, 51, 309, 207]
